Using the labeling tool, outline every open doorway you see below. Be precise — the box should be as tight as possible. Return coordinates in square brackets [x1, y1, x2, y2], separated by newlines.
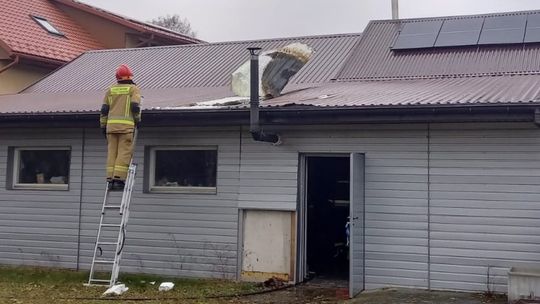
[305, 156, 350, 280]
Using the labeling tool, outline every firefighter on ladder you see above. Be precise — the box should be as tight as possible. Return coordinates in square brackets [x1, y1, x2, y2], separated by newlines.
[100, 64, 141, 190]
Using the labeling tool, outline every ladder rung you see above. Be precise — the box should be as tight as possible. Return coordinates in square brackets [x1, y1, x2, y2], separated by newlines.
[97, 242, 117, 245]
[94, 260, 115, 264]
[101, 224, 121, 228]
[104, 205, 122, 209]
[89, 279, 111, 283]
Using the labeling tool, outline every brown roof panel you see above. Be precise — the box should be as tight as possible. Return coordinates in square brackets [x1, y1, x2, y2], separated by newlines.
[338, 10, 540, 81]
[267, 75, 540, 107]
[24, 33, 361, 93]
[3, 75, 540, 115]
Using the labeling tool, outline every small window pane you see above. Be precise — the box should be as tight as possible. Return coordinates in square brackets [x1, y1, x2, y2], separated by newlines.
[153, 150, 217, 188]
[32, 16, 64, 36]
[17, 150, 70, 185]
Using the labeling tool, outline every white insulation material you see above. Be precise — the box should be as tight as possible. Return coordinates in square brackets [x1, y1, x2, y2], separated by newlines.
[231, 43, 314, 98]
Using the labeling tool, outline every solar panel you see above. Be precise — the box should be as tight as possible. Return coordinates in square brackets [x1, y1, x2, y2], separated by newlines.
[524, 14, 540, 43]
[435, 18, 484, 47]
[392, 20, 443, 50]
[478, 15, 527, 45]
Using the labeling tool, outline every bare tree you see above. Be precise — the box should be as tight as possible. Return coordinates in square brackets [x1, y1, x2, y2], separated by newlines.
[149, 14, 197, 38]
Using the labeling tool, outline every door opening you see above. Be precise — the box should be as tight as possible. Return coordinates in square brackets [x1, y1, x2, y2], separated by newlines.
[305, 156, 350, 280]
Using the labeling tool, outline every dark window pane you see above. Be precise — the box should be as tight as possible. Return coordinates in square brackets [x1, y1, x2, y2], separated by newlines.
[18, 150, 70, 184]
[154, 150, 217, 188]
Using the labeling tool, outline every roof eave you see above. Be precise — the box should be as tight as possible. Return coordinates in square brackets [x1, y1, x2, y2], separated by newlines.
[0, 104, 537, 128]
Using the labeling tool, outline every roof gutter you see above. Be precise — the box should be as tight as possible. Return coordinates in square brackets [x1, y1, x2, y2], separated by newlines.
[0, 54, 19, 75]
[0, 105, 537, 128]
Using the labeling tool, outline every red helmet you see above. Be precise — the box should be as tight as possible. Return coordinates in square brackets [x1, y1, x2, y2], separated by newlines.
[115, 64, 133, 81]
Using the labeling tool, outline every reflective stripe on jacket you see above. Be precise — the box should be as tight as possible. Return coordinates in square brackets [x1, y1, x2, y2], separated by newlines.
[100, 84, 141, 133]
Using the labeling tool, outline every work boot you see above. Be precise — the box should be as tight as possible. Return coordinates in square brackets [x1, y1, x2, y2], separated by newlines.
[106, 178, 113, 190]
[112, 180, 125, 191]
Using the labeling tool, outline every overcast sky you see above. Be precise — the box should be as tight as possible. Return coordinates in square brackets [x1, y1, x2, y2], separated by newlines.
[81, 0, 540, 42]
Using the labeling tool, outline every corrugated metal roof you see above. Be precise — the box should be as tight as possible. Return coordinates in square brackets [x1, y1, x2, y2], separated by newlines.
[25, 33, 361, 93]
[267, 75, 540, 107]
[338, 10, 540, 81]
[3, 75, 540, 115]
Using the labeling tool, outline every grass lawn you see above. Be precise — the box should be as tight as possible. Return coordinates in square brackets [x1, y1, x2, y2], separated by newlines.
[0, 266, 263, 304]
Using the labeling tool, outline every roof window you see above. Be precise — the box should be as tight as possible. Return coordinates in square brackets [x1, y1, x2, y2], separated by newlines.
[31, 15, 64, 36]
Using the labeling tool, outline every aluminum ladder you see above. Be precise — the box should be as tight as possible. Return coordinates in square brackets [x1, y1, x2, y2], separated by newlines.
[87, 137, 138, 287]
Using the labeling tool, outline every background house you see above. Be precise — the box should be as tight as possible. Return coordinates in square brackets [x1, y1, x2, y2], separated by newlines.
[0, 0, 201, 95]
[0, 10, 539, 297]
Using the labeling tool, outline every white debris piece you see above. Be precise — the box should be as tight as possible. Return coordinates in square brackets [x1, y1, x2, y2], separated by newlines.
[278, 42, 314, 63]
[158, 282, 175, 291]
[231, 52, 273, 97]
[103, 284, 129, 296]
[231, 43, 314, 98]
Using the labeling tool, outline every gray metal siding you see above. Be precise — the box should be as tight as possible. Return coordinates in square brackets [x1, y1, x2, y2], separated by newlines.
[0, 122, 539, 293]
[428, 123, 540, 292]
[239, 125, 430, 289]
[0, 128, 83, 268]
[77, 127, 241, 279]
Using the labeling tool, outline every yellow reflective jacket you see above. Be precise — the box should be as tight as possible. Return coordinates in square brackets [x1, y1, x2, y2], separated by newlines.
[100, 84, 141, 134]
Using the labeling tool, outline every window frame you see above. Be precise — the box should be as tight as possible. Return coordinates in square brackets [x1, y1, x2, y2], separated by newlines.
[147, 146, 218, 194]
[31, 15, 65, 37]
[10, 146, 71, 191]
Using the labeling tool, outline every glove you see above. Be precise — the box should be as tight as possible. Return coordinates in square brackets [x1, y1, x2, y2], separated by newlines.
[101, 128, 107, 138]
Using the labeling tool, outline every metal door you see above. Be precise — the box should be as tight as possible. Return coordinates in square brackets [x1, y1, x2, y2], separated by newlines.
[349, 153, 365, 298]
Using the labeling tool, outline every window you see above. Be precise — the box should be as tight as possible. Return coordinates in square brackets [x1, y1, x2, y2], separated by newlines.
[148, 147, 217, 194]
[31, 15, 64, 36]
[10, 147, 71, 190]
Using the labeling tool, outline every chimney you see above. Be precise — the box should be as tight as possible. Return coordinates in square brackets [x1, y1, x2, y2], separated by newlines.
[247, 47, 281, 145]
[392, 0, 399, 20]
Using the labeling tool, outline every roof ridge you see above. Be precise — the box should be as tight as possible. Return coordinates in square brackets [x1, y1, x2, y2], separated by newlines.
[337, 71, 540, 82]
[82, 32, 363, 54]
[370, 9, 540, 24]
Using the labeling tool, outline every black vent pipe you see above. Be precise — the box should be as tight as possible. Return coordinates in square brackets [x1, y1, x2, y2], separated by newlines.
[248, 47, 281, 145]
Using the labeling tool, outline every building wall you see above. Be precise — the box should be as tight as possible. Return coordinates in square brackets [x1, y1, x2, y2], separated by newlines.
[238, 122, 540, 292]
[0, 122, 538, 292]
[0, 63, 51, 95]
[0, 128, 83, 268]
[239, 124, 430, 289]
[56, 3, 139, 49]
[77, 127, 242, 279]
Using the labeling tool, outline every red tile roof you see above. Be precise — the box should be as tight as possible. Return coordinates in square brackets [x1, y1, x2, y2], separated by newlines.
[0, 0, 201, 64]
[0, 0, 105, 63]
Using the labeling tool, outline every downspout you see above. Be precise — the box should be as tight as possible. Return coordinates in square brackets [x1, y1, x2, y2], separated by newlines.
[0, 54, 19, 75]
[248, 47, 281, 145]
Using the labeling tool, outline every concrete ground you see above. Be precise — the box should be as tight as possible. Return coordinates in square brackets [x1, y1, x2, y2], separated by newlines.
[234, 280, 508, 304]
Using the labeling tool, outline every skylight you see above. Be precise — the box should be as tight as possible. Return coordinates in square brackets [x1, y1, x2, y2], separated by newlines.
[31, 15, 64, 36]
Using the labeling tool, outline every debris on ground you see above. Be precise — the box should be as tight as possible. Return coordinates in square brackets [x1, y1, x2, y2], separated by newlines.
[261, 276, 287, 289]
[158, 282, 175, 291]
[102, 283, 129, 296]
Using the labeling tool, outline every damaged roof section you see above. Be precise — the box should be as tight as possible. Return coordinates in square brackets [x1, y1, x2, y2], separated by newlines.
[24, 33, 361, 93]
